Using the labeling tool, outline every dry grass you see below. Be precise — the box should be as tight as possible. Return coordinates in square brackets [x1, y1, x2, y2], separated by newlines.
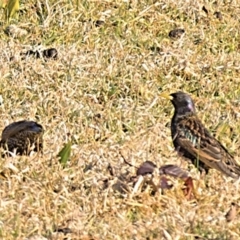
[0, 0, 240, 239]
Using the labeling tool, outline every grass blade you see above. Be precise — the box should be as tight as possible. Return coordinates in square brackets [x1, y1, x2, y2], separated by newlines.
[58, 141, 72, 167]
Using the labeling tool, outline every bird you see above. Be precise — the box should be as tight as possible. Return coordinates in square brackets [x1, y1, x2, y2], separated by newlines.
[161, 91, 240, 179]
[0, 120, 44, 155]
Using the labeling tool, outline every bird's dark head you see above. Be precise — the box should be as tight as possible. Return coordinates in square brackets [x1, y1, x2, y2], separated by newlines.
[161, 91, 196, 116]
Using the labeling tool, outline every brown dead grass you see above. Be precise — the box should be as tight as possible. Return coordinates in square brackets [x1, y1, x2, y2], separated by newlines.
[0, 0, 240, 239]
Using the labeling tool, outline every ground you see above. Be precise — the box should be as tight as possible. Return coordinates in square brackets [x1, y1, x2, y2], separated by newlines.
[0, 0, 240, 239]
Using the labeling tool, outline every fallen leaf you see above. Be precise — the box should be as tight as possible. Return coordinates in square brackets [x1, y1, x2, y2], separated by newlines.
[225, 202, 238, 222]
[58, 141, 72, 167]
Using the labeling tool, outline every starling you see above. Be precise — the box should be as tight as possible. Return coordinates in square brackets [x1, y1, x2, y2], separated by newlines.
[161, 91, 240, 179]
[0, 120, 44, 155]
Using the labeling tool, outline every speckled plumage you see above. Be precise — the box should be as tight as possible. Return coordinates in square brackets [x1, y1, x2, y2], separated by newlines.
[165, 91, 240, 179]
[0, 120, 43, 155]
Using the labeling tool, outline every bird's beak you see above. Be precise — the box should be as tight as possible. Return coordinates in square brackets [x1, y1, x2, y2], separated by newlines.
[159, 92, 173, 100]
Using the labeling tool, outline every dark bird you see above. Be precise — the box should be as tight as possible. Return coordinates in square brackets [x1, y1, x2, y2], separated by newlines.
[0, 120, 44, 155]
[161, 91, 240, 179]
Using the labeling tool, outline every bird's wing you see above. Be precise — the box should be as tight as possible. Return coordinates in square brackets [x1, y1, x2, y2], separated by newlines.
[175, 116, 240, 178]
[1, 121, 43, 141]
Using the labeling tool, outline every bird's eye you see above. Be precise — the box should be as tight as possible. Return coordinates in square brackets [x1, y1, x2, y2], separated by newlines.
[187, 103, 194, 111]
[185, 99, 194, 112]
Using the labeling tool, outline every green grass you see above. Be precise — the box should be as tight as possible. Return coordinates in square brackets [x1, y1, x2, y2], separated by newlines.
[0, 0, 240, 239]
